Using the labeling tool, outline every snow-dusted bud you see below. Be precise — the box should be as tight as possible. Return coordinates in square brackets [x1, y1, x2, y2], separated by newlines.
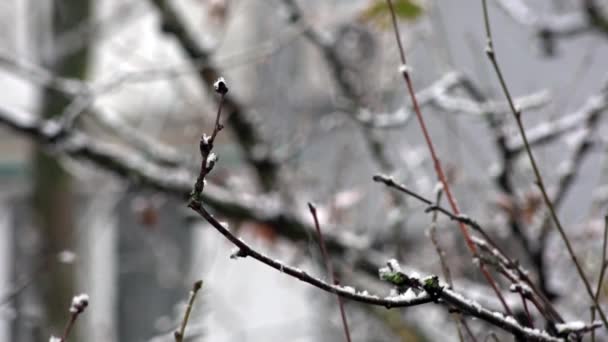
[206, 152, 218, 169]
[69, 293, 89, 314]
[213, 77, 228, 95]
[199, 134, 212, 155]
[398, 64, 412, 76]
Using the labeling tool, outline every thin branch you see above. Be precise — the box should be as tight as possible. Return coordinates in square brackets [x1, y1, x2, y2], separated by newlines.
[309, 203, 352, 342]
[481, 0, 608, 328]
[428, 189, 453, 287]
[174, 280, 203, 342]
[474, 237, 564, 325]
[533, 99, 603, 296]
[428, 189, 467, 342]
[595, 216, 608, 302]
[54, 293, 89, 342]
[592, 305, 597, 342]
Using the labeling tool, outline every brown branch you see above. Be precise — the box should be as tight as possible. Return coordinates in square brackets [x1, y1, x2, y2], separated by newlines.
[174, 280, 203, 342]
[309, 203, 352, 342]
[384, 0, 512, 315]
[427, 189, 468, 342]
[55, 293, 89, 342]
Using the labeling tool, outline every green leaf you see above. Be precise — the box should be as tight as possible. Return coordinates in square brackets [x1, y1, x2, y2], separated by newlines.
[380, 270, 408, 286]
[360, 0, 423, 27]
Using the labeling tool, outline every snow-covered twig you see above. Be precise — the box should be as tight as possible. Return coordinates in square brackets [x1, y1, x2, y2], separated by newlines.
[555, 320, 602, 337]
[53, 293, 89, 341]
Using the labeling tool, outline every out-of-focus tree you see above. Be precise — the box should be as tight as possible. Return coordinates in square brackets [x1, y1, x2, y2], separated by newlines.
[30, 0, 90, 339]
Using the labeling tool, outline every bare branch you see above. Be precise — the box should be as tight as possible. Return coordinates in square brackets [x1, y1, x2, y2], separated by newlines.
[174, 280, 203, 342]
[309, 203, 352, 342]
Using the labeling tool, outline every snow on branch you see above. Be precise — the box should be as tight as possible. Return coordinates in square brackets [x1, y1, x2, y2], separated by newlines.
[506, 87, 608, 153]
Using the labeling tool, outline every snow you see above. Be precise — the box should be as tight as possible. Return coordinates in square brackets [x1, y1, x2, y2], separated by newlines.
[57, 250, 76, 264]
[69, 293, 89, 314]
[555, 321, 586, 334]
[433, 182, 444, 196]
[206, 153, 218, 168]
[229, 247, 241, 259]
[340, 286, 356, 294]
[398, 64, 412, 75]
[387, 259, 401, 272]
[201, 134, 211, 145]
[384, 288, 426, 302]
[213, 77, 228, 94]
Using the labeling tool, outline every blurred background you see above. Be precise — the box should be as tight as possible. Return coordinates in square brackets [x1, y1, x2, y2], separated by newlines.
[1, 0, 608, 341]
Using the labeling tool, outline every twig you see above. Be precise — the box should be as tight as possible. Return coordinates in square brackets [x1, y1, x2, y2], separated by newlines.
[427, 189, 467, 342]
[174, 280, 203, 342]
[309, 203, 352, 342]
[592, 216, 608, 337]
[428, 189, 452, 287]
[480, 0, 608, 328]
[475, 237, 563, 324]
[373, 174, 484, 232]
[532, 98, 602, 299]
[384, 0, 511, 314]
[592, 305, 597, 342]
[596, 216, 608, 301]
[520, 292, 533, 328]
[53, 293, 89, 342]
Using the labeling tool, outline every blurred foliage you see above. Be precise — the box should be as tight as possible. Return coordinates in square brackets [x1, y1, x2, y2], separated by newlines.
[359, 0, 423, 28]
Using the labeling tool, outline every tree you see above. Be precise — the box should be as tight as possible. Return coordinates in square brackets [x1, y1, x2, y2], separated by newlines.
[1, 0, 608, 340]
